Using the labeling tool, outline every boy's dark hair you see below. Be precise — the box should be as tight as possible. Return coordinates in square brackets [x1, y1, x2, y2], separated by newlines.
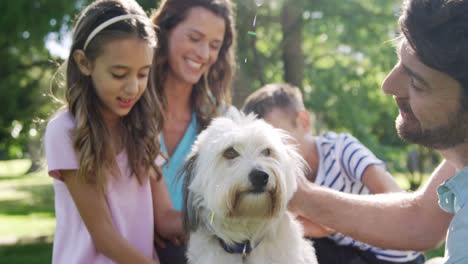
[242, 83, 304, 120]
[399, 0, 468, 105]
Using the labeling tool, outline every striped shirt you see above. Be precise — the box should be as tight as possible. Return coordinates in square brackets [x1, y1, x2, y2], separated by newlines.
[314, 132, 423, 262]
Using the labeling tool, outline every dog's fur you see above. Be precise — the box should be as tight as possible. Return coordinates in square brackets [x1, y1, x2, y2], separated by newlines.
[180, 114, 318, 264]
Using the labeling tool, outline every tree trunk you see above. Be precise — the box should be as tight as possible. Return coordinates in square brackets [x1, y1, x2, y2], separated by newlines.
[281, 3, 304, 88]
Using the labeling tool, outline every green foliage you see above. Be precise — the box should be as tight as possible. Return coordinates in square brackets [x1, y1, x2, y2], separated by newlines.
[0, 0, 78, 159]
[303, 0, 404, 156]
[2, 0, 412, 169]
[0, 160, 55, 239]
[0, 0, 158, 161]
[233, 0, 407, 166]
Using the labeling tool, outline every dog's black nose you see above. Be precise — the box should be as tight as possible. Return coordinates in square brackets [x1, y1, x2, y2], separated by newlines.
[249, 169, 269, 190]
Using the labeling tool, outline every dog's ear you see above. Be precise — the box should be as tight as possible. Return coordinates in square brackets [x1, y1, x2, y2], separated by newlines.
[180, 153, 202, 233]
[223, 105, 243, 122]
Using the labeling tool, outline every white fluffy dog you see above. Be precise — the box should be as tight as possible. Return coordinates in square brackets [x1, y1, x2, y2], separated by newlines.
[180, 114, 318, 264]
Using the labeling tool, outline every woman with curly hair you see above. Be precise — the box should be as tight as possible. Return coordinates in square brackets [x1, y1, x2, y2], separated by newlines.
[150, 0, 237, 263]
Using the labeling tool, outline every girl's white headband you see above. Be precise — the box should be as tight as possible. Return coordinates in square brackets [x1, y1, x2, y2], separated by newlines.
[83, 14, 147, 50]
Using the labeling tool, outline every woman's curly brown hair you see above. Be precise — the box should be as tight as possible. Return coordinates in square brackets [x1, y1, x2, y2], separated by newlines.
[151, 0, 237, 130]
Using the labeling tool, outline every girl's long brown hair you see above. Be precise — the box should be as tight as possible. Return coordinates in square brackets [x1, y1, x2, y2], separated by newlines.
[151, 0, 237, 130]
[65, 0, 163, 190]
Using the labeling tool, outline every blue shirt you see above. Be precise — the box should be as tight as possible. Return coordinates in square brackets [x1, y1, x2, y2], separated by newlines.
[437, 166, 468, 264]
[160, 105, 239, 210]
[160, 112, 198, 210]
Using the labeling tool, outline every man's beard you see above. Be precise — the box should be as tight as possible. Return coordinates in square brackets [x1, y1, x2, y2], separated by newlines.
[396, 100, 468, 150]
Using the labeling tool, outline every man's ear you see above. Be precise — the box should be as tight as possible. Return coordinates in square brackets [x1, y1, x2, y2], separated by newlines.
[73, 49, 92, 76]
[296, 109, 312, 133]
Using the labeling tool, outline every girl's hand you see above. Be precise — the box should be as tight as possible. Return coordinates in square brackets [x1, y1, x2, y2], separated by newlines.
[151, 177, 186, 247]
[155, 209, 186, 246]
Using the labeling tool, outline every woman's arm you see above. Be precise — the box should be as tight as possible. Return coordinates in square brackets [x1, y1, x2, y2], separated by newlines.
[62, 170, 158, 264]
[150, 176, 185, 247]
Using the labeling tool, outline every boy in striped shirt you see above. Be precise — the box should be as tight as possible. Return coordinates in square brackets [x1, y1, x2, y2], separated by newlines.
[242, 83, 424, 264]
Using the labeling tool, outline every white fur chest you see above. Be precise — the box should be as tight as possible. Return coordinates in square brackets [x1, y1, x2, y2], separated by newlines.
[180, 114, 318, 264]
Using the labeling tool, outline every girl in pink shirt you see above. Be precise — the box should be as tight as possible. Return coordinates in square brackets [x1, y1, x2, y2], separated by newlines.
[44, 0, 181, 263]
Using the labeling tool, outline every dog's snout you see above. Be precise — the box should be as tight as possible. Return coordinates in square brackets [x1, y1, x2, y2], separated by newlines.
[249, 169, 269, 189]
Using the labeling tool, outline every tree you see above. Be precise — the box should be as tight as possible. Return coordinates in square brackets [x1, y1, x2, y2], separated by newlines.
[232, 0, 406, 166]
[2, 0, 411, 175]
[0, 0, 79, 162]
[281, 1, 305, 88]
[0, 0, 158, 164]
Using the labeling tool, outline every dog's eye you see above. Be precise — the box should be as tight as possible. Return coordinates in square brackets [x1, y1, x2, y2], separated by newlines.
[262, 148, 271, 157]
[223, 147, 239, 159]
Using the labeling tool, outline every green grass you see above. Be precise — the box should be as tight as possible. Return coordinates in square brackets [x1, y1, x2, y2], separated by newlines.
[0, 168, 55, 239]
[0, 159, 54, 263]
[0, 159, 32, 178]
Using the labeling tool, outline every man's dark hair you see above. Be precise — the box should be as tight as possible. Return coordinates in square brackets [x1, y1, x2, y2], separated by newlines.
[399, 0, 468, 105]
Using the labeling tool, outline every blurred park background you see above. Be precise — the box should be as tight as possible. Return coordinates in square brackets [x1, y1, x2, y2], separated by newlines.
[0, 0, 444, 262]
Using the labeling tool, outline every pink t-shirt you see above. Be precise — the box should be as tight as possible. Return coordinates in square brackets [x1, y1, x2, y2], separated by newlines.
[45, 111, 158, 263]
